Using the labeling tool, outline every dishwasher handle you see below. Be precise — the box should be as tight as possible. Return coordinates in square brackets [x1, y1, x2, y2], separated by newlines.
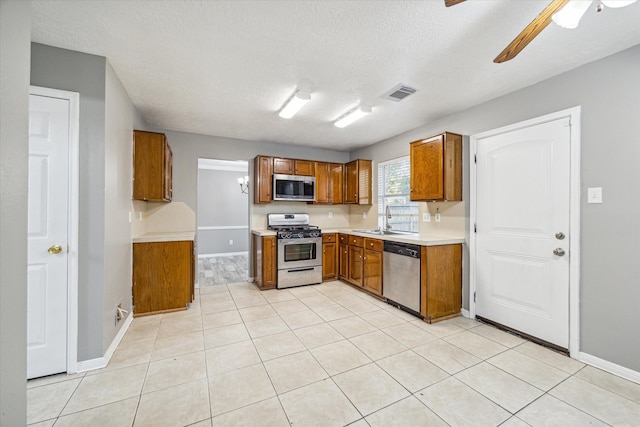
[383, 241, 421, 259]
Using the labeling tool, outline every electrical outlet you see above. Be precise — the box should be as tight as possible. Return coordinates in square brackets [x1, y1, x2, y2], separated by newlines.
[362, 212, 367, 220]
[587, 187, 603, 204]
[435, 213, 441, 222]
[423, 212, 431, 222]
[328, 211, 333, 219]
[128, 211, 132, 223]
[229, 239, 233, 245]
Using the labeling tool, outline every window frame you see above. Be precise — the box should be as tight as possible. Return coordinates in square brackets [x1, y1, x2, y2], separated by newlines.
[377, 156, 419, 232]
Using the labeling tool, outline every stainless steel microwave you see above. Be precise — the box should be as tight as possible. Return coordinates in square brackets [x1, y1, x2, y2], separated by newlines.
[273, 174, 316, 201]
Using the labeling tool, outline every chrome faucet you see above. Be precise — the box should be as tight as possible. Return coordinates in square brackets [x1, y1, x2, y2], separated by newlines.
[385, 205, 392, 231]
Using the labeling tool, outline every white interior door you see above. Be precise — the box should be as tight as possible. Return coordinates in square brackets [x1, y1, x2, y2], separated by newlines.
[27, 94, 70, 379]
[475, 117, 571, 349]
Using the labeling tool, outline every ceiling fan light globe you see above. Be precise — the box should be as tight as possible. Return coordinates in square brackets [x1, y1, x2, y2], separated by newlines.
[601, 0, 638, 7]
[552, 0, 593, 29]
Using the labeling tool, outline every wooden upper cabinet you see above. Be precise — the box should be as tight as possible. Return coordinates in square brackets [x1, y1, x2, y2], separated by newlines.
[133, 130, 172, 202]
[330, 163, 343, 204]
[344, 159, 372, 204]
[410, 132, 462, 201]
[274, 157, 314, 176]
[273, 157, 293, 175]
[254, 156, 273, 204]
[315, 162, 330, 204]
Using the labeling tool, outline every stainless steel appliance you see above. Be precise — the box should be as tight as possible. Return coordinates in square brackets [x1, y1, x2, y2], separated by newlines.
[268, 213, 322, 288]
[273, 174, 316, 201]
[383, 241, 423, 318]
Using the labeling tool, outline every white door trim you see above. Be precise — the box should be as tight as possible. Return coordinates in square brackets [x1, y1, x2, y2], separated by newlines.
[29, 86, 80, 373]
[470, 106, 581, 358]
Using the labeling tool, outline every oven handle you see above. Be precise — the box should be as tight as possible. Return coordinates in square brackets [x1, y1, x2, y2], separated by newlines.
[286, 267, 316, 273]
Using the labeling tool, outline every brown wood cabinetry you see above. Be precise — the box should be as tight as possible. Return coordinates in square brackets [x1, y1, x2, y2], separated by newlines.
[273, 157, 314, 176]
[132, 240, 194, 316]
[421, 244, 462, 323]
[338, 234, 349, 280]
[254, 156, 273, 204]
[344, 159, 372, 204]
[410, 132, 462, 201]
[322, 233, 338, 281]
[133, 130, 172, 202]
[348, 245, 364, 286]
[315, 162, 343, 204]
[362, 238, 383, 296]
[253, 234, 277, 289]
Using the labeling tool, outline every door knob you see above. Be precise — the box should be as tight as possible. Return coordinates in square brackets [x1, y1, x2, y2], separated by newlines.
[553, 248, 565, 256]
[48, 244, 63, 254]
[555, 232, 566, 240]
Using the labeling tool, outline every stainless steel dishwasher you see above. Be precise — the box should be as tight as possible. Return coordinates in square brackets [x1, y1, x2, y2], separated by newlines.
[383, 241, 423, 319]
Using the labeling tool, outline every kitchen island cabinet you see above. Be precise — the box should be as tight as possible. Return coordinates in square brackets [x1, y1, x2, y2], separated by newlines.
[410, 132, 462, 201]
[132, 240, 194, 316]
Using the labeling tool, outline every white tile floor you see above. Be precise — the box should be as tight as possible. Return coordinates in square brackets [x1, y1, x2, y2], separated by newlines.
[27, 281, 640, 426]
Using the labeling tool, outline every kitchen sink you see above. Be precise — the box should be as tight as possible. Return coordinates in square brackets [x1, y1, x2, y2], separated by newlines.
[352, 229, 417, 236]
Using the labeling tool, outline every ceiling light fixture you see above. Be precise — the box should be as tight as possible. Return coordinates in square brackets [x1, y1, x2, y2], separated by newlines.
[552, 0, 592, 29]
[278, 90, 311, 119]
[334, 105, 372, 128]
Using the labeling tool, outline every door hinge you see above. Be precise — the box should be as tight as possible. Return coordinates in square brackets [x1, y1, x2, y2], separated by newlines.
[474, 154, 477, 164]
[474, 292, 476, 303]
[474, 223, 477, 233]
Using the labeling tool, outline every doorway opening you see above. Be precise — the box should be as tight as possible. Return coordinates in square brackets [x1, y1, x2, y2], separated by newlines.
[197, 158, 250, 287]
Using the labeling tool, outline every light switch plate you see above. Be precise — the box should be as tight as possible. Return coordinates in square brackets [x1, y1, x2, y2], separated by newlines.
[328, 211, 333, 219]
[587, 187, 603, 204]
[435, 213, 441, 222]
[423, 212, 431, 222]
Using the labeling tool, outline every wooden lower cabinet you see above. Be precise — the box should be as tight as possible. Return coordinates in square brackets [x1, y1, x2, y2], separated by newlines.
[253, 234, 277, 289]
[421, 244, 462, 323]
[322, 233, 338, 281]
[338, 235, 349, 280]
[132, 240, 194, 316]
[362, 238, 383, 296]
[348, 245, 363, 286]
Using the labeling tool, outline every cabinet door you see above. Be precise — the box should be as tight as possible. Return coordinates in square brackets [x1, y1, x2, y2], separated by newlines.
[163, 141, 172, 201]
[315, 162, 330, 204]
[363, 249, 382, 296]
[263, 236, 277, 287]
[410, 132, 462, 201]
[421, 244, 462, 322]
[254, 156, 273, 204]
[339, 242, 349, 280]
[322, 242, 337, 280]
[294, 159, 314, 176]
[348, 245, 363, 286]
[133, 130, 171, 202]
[410, 135, 444, 200]
[273, 157, 293, 174]
[133, 241, 192, 315]
[344, 160, 358, 204]
[330, 163, 343, 204]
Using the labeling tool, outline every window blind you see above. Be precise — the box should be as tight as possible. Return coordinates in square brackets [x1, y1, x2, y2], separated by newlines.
[377, 157, 419, 232]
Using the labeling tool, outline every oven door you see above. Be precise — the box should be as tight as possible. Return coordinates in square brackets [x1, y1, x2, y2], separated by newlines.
[277, 237, 322, 270]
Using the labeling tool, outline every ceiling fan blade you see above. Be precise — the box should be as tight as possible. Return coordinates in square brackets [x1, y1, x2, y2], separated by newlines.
[444, 0, 466, 7]
[494, 0, 571, 63]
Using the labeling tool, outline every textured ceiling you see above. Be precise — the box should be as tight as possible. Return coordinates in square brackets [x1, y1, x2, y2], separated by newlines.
[31, 0, 640, 151]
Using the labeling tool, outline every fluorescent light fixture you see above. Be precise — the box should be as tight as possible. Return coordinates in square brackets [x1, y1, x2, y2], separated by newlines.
[601, 0, 637, 7]
[334, 105, 372, 128]
[552, 0, 592, 29]
[278, 90, 311, 119]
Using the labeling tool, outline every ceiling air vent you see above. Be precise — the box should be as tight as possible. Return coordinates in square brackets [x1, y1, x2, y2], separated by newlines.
[381, 84, 417, 102]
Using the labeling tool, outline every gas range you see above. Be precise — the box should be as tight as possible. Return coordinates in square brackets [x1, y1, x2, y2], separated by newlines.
[267, 213, 323, 289]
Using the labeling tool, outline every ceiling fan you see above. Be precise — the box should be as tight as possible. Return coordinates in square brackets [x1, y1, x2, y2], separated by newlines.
[444, 0, 639, 63]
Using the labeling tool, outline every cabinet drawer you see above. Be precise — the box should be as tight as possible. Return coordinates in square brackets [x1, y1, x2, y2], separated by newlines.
[349, 235, 364, 247]
[323, 233, 337, 243]
[364, 238, 383, 252]
[339, 234, 349, 244]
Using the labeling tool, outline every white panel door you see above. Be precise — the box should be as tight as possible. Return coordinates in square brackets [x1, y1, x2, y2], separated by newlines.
[476, 117, 570, 348]
[27, 94, 70, 379]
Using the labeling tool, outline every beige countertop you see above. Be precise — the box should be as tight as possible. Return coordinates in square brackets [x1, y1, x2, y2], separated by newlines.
[252, 228, 463, 246]
[132, 231, 196, 243]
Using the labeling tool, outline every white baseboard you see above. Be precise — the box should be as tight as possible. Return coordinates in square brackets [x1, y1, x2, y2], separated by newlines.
[461, 308, 470, 318]
[75, 312, 133, 373]
[579, 352, 640, 384]
[198, 251, 248, 258]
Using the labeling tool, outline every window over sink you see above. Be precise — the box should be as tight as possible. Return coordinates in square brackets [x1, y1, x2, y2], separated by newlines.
[377, 156, 419, 233]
